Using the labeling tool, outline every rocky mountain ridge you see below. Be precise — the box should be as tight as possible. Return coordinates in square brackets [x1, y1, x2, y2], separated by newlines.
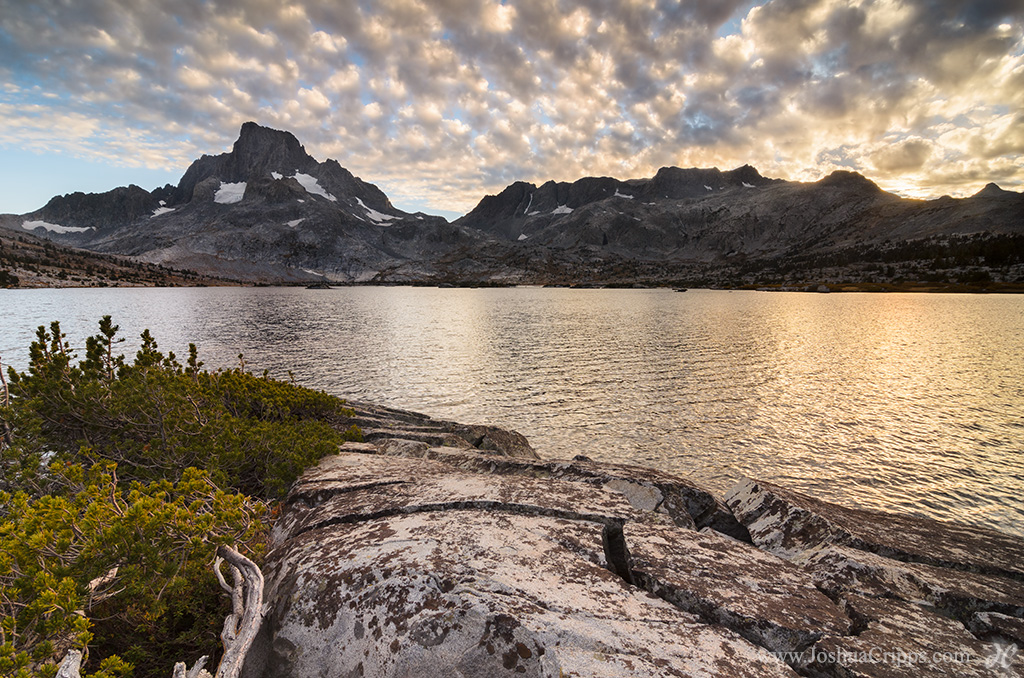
[8, 123, 467, 282]
[3, 122, 1022, 287]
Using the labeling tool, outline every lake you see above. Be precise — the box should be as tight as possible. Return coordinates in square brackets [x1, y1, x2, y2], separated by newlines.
[2, 286, 1022, 536]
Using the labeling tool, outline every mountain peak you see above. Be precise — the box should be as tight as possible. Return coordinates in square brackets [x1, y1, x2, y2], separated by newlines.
[234, 122, 304, 157]
[972, 182, 1013, 199]
[175, 122, 318, 201]
[726, 164, 768, 186]
[816, 170, 881, 194]
[225, 122, 316, 180]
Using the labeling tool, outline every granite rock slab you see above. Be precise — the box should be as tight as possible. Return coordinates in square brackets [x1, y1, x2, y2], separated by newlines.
[252, 510, 798, 678]
[806, 594, 1024, 677]
[624, 522, 850, 654]
[375, 443, 746, 538]
[725, 478, 1024, 580]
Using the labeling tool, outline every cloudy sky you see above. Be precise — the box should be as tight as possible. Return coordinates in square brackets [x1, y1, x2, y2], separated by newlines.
[1, 0, 1022, 219]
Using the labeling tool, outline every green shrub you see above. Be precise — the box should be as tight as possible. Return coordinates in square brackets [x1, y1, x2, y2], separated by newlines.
[0, 463, 265, 678]
[0, 318, 364, 676]
[4, 318, 361, 499]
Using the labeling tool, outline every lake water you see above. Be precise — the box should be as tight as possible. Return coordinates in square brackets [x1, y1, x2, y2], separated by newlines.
[2, 286, 1022, 536]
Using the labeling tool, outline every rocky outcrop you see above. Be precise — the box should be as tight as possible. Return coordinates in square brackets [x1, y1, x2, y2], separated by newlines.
[383, 444, 745, 537]
[241, 442, 1024, 678]
[245, 450, 800, 678]
[338, 401, 538, 459]
[725, 478, 1024, 676]
[725, 478, 1024, 579]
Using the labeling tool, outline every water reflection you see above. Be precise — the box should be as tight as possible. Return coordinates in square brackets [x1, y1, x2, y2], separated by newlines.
[1, 286, 1022, 536]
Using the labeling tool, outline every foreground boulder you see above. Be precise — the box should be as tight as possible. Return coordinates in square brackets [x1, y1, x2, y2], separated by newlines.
[726, 478, 1024, 676]
[379, 443, 746, 538]
[725, 478, 1024, 579]
[241, 448, 1024, 677]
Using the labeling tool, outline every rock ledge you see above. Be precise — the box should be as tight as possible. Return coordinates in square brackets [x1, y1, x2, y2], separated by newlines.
[241, 439, 1024, 678]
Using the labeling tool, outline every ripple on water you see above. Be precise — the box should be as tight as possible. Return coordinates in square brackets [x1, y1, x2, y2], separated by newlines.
[1, 287, 1022, 536]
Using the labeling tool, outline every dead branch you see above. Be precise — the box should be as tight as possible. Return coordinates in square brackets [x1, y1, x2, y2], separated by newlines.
[56, 650, 82, 678]
[172, 655, 212, 678]
[0, 354, 12, 448]
[213, 545, 264, 678]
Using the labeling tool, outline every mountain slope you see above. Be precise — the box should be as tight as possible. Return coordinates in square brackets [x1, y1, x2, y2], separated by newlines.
[16, 123, 468, 282]
[8, 122, 1023, 287]
[450, 166, 1023, 285]
[0, 217, 220, 287]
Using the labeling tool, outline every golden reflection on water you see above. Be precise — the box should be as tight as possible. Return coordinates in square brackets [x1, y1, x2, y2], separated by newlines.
[1, 287, 1022, 536]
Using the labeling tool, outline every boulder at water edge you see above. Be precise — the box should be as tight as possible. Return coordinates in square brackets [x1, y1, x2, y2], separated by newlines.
[239, 444, 1024, 677]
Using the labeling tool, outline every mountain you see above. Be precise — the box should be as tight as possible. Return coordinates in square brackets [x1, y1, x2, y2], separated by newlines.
[444, 166, 1024, 287]
[12, 123, 469, 282]
[5, 122, 1023, 288]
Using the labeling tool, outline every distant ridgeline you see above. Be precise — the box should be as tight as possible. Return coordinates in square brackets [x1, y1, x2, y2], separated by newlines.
[3, 122, 1022, 289]
[0, 226, 221, 288]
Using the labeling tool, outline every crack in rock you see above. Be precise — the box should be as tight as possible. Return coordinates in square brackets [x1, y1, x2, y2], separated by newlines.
[621, 522, 850, 660]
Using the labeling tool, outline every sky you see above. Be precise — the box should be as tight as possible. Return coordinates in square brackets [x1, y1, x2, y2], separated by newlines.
[1, 0, 1022, 220]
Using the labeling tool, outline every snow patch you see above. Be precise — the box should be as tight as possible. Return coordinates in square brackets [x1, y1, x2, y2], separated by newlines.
[517, 233, 529, 241]
[742, 182, 756, 188]
[552, 205, 573, 215]
[214, 182, 246, 204]
[528, 210, 540, 216]
[355, 197, 399, 224]
[22, 220, 92, 234]
[705, 185, 713, 191]
[158, 200, 166, 206]
[271, 171, 283, 180]
[614, 190, 633, 199]
[151, 206, 175, 217]
[286, 218, 304, 228]
[293, 173, 337, 201]
[523, 192, 534, 215]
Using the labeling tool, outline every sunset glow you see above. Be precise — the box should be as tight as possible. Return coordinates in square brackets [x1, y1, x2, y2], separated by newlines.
[0, 0, 1021, 216]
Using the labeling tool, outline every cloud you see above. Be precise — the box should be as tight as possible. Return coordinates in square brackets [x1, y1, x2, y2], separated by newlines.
[871, 138, 934, 172]
[0, 0, 1023, 216]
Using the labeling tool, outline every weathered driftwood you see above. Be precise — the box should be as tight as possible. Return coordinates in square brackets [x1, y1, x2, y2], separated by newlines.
[55, 650, 82, 678]
[56, 545, 264, 678]
[172, 655, 211, 678]
[213, 544, 265, 678]
[0, 354, 12, 449]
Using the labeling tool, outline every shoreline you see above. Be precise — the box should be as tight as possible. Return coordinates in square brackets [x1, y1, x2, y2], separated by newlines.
[6, 280, 1024, 293]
